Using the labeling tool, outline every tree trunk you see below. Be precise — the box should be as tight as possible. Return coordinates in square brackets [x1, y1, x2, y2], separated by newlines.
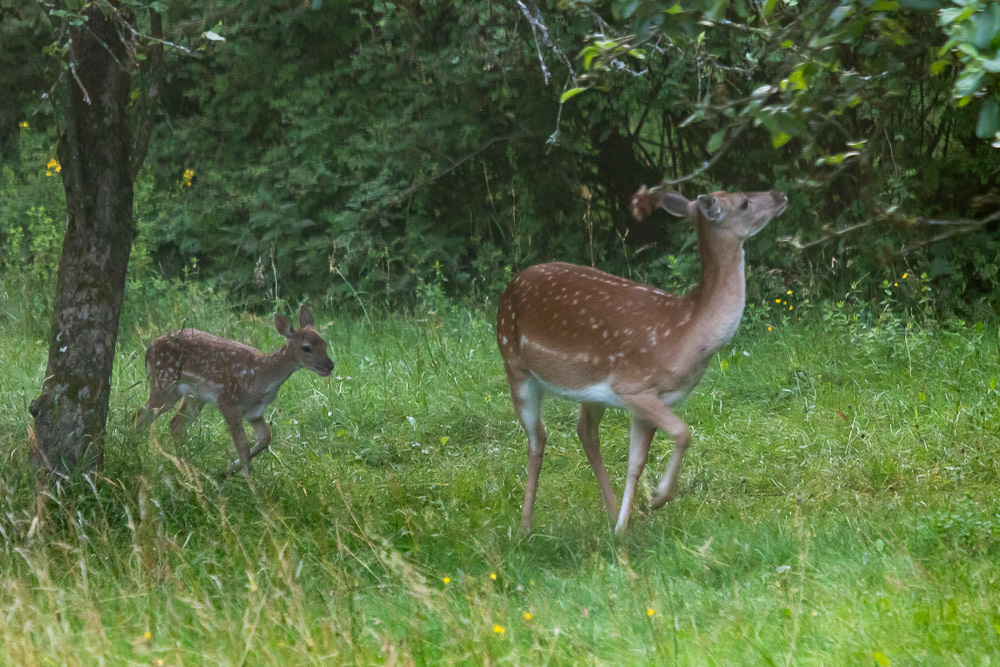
[29, 6, 136, 478]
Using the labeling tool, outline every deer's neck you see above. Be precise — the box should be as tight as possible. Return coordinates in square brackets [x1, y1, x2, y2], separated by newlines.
[255, 345, 299, 393]
[683, 223, 748, 354]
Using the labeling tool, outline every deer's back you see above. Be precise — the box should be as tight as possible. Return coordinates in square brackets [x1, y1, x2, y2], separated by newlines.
[146, 329, 263, 390]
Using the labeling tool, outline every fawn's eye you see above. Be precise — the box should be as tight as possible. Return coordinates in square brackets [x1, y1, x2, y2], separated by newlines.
[740, 199, 750, 210]
[302, 344, 312, 353]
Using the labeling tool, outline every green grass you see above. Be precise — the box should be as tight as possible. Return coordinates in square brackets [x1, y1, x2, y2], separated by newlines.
[2, 280, 1000, 665]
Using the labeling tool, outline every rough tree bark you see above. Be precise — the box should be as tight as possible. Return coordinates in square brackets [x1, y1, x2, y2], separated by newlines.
[29, 3, 161, 479]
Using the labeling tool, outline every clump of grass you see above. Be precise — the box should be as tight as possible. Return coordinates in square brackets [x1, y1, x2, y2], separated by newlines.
[1, 289, 999, 663]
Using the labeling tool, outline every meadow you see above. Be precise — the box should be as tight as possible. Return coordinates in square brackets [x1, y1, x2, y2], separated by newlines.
[1, 277, 999, 665]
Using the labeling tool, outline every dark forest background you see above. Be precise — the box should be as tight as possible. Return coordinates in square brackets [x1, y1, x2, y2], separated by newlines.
[2, 0, 999, 318]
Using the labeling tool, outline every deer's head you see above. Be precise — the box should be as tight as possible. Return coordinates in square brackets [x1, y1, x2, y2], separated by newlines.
[275, 306, 335, 377]
[632, 187, 787, 240]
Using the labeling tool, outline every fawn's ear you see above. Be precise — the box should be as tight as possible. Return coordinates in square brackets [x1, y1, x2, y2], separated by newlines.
[298, 305, 315, 329]
[275, 313, 294, 338]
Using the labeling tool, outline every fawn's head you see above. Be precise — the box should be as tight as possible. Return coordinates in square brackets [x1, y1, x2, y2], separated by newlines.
[275, 306, 335, 377]
[632, 187, 787, 239]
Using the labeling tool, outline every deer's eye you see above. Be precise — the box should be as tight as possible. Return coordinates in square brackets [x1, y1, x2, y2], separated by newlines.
[740, 199, 750, 210]
[302, 344, 312, 353]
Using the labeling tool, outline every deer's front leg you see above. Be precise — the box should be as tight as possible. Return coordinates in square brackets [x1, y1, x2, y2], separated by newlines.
[219, 404, 253, 477]
[169, 397, 204, 437]
[246, 417, 272, 462]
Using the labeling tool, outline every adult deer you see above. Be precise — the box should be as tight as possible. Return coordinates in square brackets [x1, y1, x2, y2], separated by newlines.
[497, 185, 787, 533]
[134, 306, 334, 476]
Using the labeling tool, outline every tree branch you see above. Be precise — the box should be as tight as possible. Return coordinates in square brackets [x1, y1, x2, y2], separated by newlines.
[776, 208, 1000, 253]
[515, 0, 577, 86]
[655, 122, 749, 186]
[129, 9, 164, 181]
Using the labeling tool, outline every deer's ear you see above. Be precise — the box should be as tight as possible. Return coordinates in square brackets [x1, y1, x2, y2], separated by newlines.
[697, 194, 723, 222]
[661, 191, 693, 218]
[298, 305, 315, 329]
[275, 314, 294, 338]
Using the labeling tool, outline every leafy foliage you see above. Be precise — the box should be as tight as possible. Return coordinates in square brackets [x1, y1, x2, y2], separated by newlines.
[1, 0, 998, 316]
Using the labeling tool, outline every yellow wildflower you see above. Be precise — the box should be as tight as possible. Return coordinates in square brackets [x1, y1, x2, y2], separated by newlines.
[789, 305, 793, 311]
[490, 573, 497, 581]
[775, 298, 781, 303]
[144, 631, 151, 639]
[901, 273, 908, 279]
[442, 577, 450, 584]
[45, 170, 52, 177]
[182, 168, 194, 187]
[767, 326, 772, 331]
[493, 624, 505, 634]
[524, 612, 532, 620]
[647, 608, 655, 617]
[20, 121, 29, 128]
[786, 290, 793, 295]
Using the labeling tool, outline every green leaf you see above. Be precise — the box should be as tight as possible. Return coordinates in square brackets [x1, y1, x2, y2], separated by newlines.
[869, 1, 899, 11]
[772, 132, 792, 148]
[707, 129, 726, 153]
[787, 66, 808, 91]
[816, 151, 860, 166]
[972, 3, 1000, 50]
[873, 651, 892, 667]
[976, 98, 999, 138]
[664, 3, 683, 14]
[929, 59, 949, 75]
[559, 87, 589, 103]
[955, 68, 984, 96]
[780, 39, 794, 48]
[939, 6, 975, 26]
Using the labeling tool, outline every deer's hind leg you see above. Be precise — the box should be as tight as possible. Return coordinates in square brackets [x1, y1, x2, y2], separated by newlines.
[577, 403, 619, 523]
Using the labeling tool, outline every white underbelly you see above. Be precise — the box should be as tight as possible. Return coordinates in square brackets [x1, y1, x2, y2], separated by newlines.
[531, 376, 692, 408]
[533, 376, 627, 408]
[177, 381, 220, 404]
